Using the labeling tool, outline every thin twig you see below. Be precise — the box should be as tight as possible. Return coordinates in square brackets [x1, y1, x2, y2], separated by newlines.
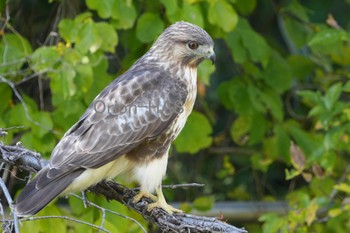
[20, 216, 110, 233]
[162, 183, 205, 189]
[0, 76, 56, 134]
[71, 194, 148, 233]
[0, 178, 19, 233]
[133, 183, 205, 192]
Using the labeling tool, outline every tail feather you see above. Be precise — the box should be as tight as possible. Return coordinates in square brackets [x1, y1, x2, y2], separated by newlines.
[14, 167, 84, 217]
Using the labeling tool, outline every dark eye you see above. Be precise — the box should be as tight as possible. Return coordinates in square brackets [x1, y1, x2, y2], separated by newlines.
[187, 41, 199, 50]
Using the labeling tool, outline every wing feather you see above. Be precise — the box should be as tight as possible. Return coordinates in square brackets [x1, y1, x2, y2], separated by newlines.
[50, 66, 188, 170]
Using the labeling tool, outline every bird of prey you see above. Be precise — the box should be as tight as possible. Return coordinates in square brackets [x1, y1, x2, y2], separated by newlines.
[15, 21, 215, 217]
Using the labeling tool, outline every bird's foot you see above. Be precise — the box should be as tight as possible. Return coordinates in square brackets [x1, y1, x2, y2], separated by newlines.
[147, 200, 183, 214]
[133, 187, 183, 214]
[133, 191, 158, 203]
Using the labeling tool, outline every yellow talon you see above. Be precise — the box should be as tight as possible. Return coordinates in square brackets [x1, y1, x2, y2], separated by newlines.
[133, 191, 158, 203]
[146, 187, 183, 214]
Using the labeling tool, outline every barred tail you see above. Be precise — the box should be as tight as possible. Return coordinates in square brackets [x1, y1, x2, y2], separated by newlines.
[14, 167, 83, 217]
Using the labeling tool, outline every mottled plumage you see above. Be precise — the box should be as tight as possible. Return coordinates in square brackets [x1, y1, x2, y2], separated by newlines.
[15, 21, 215, 216]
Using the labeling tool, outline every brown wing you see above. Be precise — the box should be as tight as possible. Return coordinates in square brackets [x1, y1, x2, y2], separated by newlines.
[15, 66, 189, 216]
[49, 66, 188, 171]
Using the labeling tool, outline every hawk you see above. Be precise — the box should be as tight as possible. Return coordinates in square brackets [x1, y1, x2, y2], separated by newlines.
[15, 21, 215, 216]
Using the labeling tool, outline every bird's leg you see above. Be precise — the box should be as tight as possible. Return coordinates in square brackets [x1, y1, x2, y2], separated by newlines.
[133, 190, 158, 203]
[146, 186, 183, 214]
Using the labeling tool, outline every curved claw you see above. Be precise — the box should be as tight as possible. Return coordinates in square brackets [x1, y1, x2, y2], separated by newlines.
[133, 191, 158, 203]
[147, 201, 183, 214]
[147, 186, 183, 214]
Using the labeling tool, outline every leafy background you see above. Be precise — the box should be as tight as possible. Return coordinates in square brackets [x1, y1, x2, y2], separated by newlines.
[1, 0, 350, 232]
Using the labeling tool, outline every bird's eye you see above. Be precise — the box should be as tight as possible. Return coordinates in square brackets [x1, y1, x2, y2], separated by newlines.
[187, 41, 199, 50]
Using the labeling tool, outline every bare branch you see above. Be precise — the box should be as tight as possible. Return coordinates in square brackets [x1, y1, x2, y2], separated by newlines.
[21, 216, 110, 233]
[0, 134, 247, 233]
[162, 183, 205, 189]
[89, 181, 247, 233]
[0, 178, 19, 233]
[0, 141, 46, 173]
[71, 194, 148, 233]
[0, 76, 56, 134]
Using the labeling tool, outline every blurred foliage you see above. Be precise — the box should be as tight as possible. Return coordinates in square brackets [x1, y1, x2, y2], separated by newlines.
[2, 0, 350, 232]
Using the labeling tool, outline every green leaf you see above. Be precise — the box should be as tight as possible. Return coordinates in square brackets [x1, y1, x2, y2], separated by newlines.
[284, 120, 322, 158]
[234, 0, 257, 15]
[181, 2, 204, 27]
[323, 83, 342, 111]
[21, 131, 56, 155]
[0, 83, 12, 113]
[52, 100, 86, 132]
[258, 90, 284, 121]
[305, 201, 318, 226]
[31, 46, 61, 72]
[68, 195, 86, 216]
[329, 208, 343, 218]
[136, 13, 164, 43]
[75, 64, 93, 93]
[58, 18, 80, 43]
[1, 34, 32, 56]
[193, 196, 214, 211]
[59, 13, 117, 52]
[228, 18, 271, 66]
[73, 209, 95, 233]
[274, 125, 291, 162]
[86, 0, 113, 18]
[284, 169, 303, 180]
[5, 94, 38, 128]
[5, 104, 30, 128]
[50, 66, 77, 100]
[160, 0, 178, 15]
[217, 79, 254, 115]
[226, 30, 248, 64]
[283, 17, 309, 49]
[262, 52, 292, 94]
[31, 111, 54, 138]
[21, 205, 65, 233]
[284, 0, 310, 22]
[97, 219, 121, 233]
[110, 0, 137, 29]
[230, 112, 267, 145]
[263, 137, 279, 160]
[208, 0, 238, 32]
[287, 55, 314, 79]
[241, 20, 271, 66]
[334, 183, 350, 194]
[251, 153, 272, 173]
[259, 213, 285, 233]
[298, 90, 321, 106]
[308, 28, 348, 47]
[0, 34, 32, 74]
[230, 116, 250, 145]
[247, 85, 265, 113]
[96, 22, 118, 52]
[76, 21, 102, 53]
[250, 113, 268, 143]
[174, 111, 212, 154]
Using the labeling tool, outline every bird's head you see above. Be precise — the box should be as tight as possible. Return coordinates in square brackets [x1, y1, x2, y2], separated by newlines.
[151, 21, 215, 68]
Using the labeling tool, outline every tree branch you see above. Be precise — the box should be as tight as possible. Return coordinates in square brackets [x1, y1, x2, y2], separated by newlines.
[89, 181, 246, 233]
[0, 134, 247, 233]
